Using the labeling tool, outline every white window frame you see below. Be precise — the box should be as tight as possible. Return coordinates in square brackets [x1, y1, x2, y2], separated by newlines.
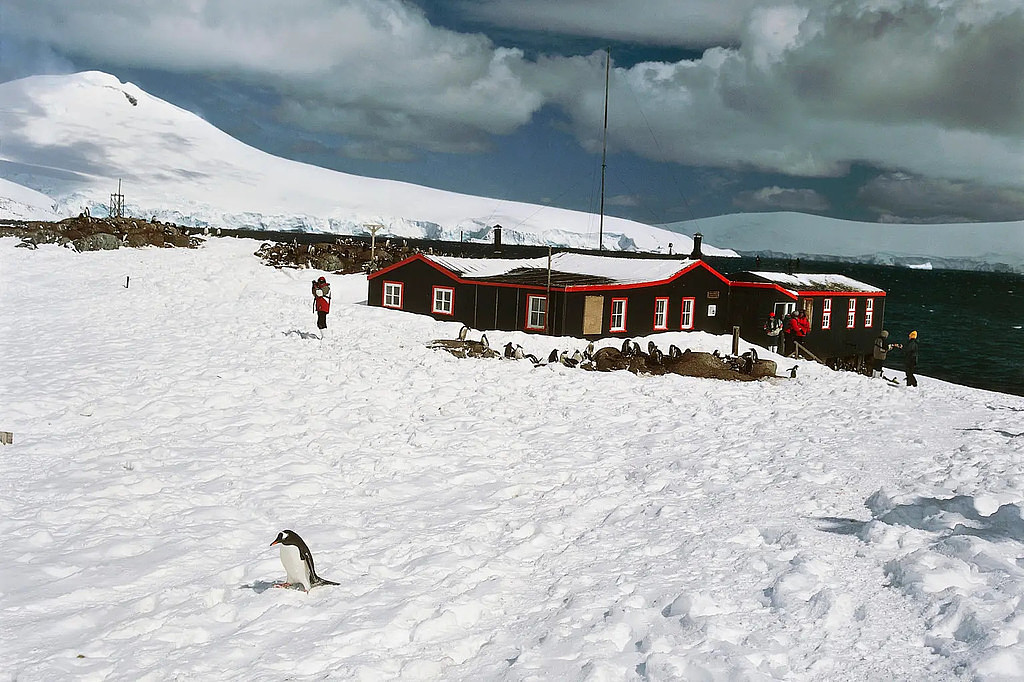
[679, 297, 695, 330]
[610, 298, 628, 332]
[846, 298, 857, 329]
[526, 294, 547, 331]
[864, 298, 874, 327]
[383, 281, 403, 309]
[431, 286, 454, 316]
[653, 297, 669, 330]
[821, 298, 832, 330]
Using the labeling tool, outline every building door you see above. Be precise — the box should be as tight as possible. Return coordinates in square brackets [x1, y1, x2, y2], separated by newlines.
[583, 296, 604, 335]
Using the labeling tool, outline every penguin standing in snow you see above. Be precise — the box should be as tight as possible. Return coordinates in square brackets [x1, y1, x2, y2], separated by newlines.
[270, 530, 339, 591]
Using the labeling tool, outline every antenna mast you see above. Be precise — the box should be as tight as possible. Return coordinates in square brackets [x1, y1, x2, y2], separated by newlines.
[598, 48, 610, 252]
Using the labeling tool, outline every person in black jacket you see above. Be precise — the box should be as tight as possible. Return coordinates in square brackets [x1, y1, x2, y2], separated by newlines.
[763, 312, 782, 353]
[904, 330, 919, 387]
[871, 330, 901, 378]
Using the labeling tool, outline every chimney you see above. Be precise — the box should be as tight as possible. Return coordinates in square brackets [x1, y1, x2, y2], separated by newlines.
[493, 224, 502, 252]
[689, 232, 703, 259]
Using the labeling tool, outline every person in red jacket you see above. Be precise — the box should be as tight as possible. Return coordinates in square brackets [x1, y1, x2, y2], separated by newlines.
[311, 276, 331, 338]
[785, 309, 810, 355]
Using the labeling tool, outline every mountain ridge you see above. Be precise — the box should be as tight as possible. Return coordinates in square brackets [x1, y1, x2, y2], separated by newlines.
[0, 71, 731, 257]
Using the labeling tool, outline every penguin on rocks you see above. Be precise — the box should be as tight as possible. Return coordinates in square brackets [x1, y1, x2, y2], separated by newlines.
[270, 530, 339, 591]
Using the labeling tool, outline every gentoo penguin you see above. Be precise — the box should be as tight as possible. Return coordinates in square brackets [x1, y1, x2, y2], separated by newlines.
[513, 344, 525, 360]
[458, 325, 469, 341]
[480, 333, 489, 349]
[270, 530, 339, 591]
[583, 342, 595, 361]
[503, 341, 515, 359]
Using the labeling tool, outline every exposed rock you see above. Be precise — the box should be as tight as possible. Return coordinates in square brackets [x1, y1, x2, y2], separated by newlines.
[73, 232, 120, 251]
[0, 216, 202, 250]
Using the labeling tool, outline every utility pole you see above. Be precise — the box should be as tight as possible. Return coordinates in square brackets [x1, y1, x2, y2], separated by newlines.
[598, 47, 610, 252]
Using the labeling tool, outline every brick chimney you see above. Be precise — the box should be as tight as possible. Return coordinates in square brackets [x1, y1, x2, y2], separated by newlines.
[689, 232, 703, 259]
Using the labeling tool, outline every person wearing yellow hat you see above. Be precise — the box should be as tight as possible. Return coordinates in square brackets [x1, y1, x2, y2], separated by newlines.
[904, 330, 919, 387]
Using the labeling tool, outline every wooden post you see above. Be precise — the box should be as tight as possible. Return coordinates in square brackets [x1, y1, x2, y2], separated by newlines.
[365, 223, 384, 272]
[732, 326, 740, 356]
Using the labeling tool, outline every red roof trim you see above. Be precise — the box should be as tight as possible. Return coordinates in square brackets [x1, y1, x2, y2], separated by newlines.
[370, 254, 732, 292]
[562, 260, 731, 292]
[370, 255, 884, 298]
[730, 281, 799, 300]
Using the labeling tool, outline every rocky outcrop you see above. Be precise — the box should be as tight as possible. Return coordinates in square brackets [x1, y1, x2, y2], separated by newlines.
[0, 216, 202, 250]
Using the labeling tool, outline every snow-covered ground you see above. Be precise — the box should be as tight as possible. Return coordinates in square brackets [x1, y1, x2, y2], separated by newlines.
[0, 71, 731, 257]
[3, 237, 1024, 681]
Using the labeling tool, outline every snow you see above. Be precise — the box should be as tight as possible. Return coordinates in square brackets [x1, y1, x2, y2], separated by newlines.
[664, 212, 1024, 274]
[0, 177, 60, 221]
[425, 252, 702, 285]
[746, 271, 885, 294]
[3, 236, 1024, 680]
[0, 71, 733, 258]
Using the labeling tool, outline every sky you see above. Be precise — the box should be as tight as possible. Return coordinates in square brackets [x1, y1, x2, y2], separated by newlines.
[1, 0, 1023, 226]
[4, 234, 1024, 679]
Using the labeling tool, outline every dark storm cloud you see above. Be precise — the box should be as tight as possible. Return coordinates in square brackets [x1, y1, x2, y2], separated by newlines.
[858, 174, 1024, 224]
[449, 0, 762, 47]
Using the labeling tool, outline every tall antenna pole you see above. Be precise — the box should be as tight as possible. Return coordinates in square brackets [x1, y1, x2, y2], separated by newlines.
[598, 48, 610, 251]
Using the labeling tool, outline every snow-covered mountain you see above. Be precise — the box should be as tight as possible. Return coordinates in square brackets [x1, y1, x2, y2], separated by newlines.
[664, 212, 1024, 273]
[0, 71, 732, 256]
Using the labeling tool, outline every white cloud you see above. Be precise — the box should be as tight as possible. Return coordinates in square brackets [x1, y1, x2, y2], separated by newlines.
[733, 186, 830, 213]
[0, 0, 543, 153]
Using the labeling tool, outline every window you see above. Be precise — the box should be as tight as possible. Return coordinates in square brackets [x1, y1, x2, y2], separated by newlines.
[680, 297, 695, 330]
[821, 298, 832, 330]
[432, 286, 454, 315]
[383, 281, 403, 309]
[526, 295, 547, 330]
[864, 298, 874, 327]
[610, 298, 628, 332]
[653, 297, 669, 330]
[846, 298, 857, 328]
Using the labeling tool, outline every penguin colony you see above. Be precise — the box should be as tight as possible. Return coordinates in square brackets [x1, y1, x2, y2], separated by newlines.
[432, 327, 778, 380]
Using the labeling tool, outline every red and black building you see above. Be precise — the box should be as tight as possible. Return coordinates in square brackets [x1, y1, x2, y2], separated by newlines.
[728, 271, 886, 366]
[367, 251, 887, 367]
[366, 252, 733, 338]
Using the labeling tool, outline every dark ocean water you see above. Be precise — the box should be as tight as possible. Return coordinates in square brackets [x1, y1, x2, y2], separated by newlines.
[715, 257, 1024, 397]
